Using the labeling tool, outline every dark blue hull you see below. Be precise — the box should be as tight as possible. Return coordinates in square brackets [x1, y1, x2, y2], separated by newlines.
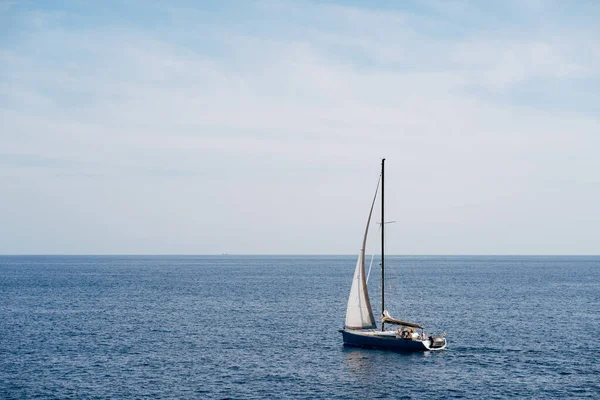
[340, 329, 446, 352]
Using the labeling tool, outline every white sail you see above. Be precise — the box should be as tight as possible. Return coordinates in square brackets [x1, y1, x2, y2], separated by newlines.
[344, 250, 376, 329]
[344, 178, 379, 330]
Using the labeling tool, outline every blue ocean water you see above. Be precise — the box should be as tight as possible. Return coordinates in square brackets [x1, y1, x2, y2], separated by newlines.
[0, 255, 598, 399]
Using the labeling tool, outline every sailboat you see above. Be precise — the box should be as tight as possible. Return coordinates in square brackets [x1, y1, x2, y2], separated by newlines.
[340, 159, 447, 351]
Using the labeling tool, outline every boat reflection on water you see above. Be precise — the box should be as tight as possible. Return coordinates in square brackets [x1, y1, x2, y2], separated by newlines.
[342, 348, 376, 377]
[341, 346, 439, 387]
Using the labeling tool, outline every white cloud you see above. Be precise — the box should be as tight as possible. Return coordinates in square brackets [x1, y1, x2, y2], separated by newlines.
[1, 1, 599, 254]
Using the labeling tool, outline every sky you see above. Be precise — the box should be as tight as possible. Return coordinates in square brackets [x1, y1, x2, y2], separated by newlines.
[1, 0, 599, 255]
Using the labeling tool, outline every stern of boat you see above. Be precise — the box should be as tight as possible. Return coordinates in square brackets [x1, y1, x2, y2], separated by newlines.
[424, 335, 447, 350]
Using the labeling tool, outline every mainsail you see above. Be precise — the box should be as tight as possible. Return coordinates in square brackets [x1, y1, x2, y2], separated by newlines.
[344, 177, 380, 330]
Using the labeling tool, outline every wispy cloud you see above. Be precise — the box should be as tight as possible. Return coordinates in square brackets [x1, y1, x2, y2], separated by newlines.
[1, 0, 599, 254]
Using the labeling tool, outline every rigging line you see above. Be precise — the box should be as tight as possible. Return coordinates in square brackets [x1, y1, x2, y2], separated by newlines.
[386, 225, 394, 290]
[382, 220, 399, 292]
[366, 223, 381, 283]
[363, 172, 381, 282]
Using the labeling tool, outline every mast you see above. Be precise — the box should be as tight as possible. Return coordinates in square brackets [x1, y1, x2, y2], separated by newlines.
[381, 158, 385, 331]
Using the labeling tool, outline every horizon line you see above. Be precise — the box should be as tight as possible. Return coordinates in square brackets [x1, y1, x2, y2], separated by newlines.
[1, 254, 599, 257]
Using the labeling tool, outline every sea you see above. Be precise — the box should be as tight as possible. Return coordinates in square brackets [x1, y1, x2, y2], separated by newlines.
[0, 255, 598, 399]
